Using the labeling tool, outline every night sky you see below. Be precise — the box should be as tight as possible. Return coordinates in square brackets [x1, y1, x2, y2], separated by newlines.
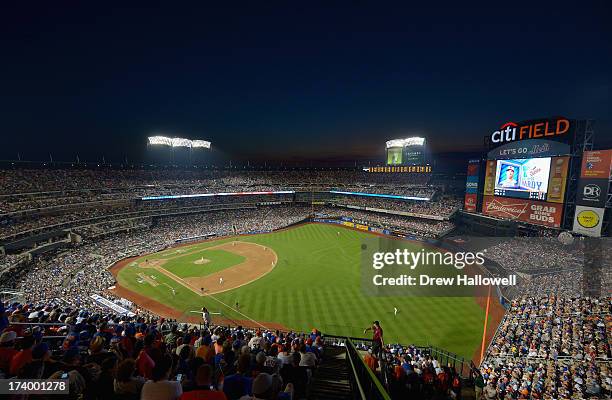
[1, 2, 611, 165]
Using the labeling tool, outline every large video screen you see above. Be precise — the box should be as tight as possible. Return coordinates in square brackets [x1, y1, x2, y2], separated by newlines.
[493, 157, 551, 201]
[386, 147, 403, 165]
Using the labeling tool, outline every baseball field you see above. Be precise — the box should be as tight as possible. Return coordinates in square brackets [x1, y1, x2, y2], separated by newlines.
[112, 223, 494, 359]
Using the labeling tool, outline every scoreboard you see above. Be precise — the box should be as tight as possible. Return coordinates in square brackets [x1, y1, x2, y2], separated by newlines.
[364, 165, 432, 173]
[385, 137, 426, 166]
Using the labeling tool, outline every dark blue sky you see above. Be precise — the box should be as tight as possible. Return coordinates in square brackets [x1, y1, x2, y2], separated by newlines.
[1, 2, 610, 164]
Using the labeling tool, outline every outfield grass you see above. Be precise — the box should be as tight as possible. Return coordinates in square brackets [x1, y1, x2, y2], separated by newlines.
[117, 223, 485, 358]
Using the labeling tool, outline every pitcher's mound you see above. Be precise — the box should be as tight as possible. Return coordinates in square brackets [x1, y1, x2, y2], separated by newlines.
[194, 258, 211, 265]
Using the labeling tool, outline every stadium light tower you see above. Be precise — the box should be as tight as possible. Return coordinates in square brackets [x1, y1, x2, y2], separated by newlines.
[147, 136, 211, 149]
[147, 135, 211, 165]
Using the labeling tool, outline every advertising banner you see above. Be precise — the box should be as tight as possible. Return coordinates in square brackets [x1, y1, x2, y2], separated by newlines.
[572, 149, 611, 236]
[483, 160, 497, 196]
[463, 159, 480, 211]
[581, 150, 612, 178]
[487, 139, 570, 160]
[91, 294, 135, 317]
[465, 176, 479, 194]
[482, 196, 563, 228]
[464, 193, 477, 212]
[311, 218, 341, 224]
[488, 117, 572, 149]
[577, 179, 608, 208]
[573, 205, 605, 237]
[546, 156, 570, 203]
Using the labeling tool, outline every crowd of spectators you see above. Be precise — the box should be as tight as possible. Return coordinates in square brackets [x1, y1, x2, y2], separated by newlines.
[331, 196, 460, 218]
[353, 341, 465, 399]
[486, 296, 610, 361]
[1, 195, 456, 245]
[73, 218, 154, 239]
[0, 168, 432, 196]
[0, 302, 323, 399]
[479, 357, 611, 399]
[0, 168, 445, 243]
[483, 238, 583, 273]
[326, 208, 455, 238]
[478, 236, 612, 399]
[0, 254, 26, 271]
[482, 308, 612, 399]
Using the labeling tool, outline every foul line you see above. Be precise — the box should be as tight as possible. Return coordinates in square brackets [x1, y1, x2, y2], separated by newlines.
[201, 291, 269, 330]
[480, 284, 492, 364]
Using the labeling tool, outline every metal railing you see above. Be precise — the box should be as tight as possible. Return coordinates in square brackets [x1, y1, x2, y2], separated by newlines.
[320, 335, 391, 399]
[344, 338, 391, 400]
[425, 345, 476, 379]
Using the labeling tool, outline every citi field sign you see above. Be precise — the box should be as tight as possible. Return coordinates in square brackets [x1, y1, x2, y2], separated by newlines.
[491, 117, 571, 145]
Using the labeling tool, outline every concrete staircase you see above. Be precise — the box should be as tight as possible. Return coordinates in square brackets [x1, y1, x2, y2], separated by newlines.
[308, 346, 352, 400]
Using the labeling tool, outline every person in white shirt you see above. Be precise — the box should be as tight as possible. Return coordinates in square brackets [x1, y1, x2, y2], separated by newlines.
[201, 307, 211, 327]
[140, 355, 182, 400]
[248, 331, 264, 350]
[500, 167, 518, 188]
[298, 343, 317, 367]
[276, 344, 292, 366]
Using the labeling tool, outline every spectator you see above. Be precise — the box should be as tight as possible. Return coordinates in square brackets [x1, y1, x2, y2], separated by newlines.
[180, 364, 227, 400]
[0, 330, 18, 374]
[223, 354, 253, 400]
[114, 358, 145, 399]
[141, 354, 182, 400]
[10, 334, 35, 376]
[364, 349, 378, 373]
[97, 356, 118, 400]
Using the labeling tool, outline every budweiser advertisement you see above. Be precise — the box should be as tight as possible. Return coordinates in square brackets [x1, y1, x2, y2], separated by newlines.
[482, 196, 563, 228]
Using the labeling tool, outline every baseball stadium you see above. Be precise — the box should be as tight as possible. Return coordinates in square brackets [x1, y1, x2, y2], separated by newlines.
[1, 4, 612, 400]
[1, 124, 610, 399]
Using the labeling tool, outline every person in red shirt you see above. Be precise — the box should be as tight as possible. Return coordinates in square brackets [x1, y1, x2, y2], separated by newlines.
[180, 364, 227, 400]
[9, 335, 35, 376]
[393, 362, 404, 380]
[364, 350, 378, 373]
[363, 321, 384, 356]
[0, 331, 18, 374]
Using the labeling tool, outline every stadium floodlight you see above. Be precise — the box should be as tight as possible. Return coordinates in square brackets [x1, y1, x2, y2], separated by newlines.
[191, 140, 211, 149]
[147, 136, 211, 149]
[386, 137, 426, 148]
[171, 138, 192, 148]
[148, 136, 173, 146]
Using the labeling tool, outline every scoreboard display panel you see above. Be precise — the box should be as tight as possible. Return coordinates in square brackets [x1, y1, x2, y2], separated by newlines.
[493, 157, 551, 201]
[386, 147, 403, 165]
